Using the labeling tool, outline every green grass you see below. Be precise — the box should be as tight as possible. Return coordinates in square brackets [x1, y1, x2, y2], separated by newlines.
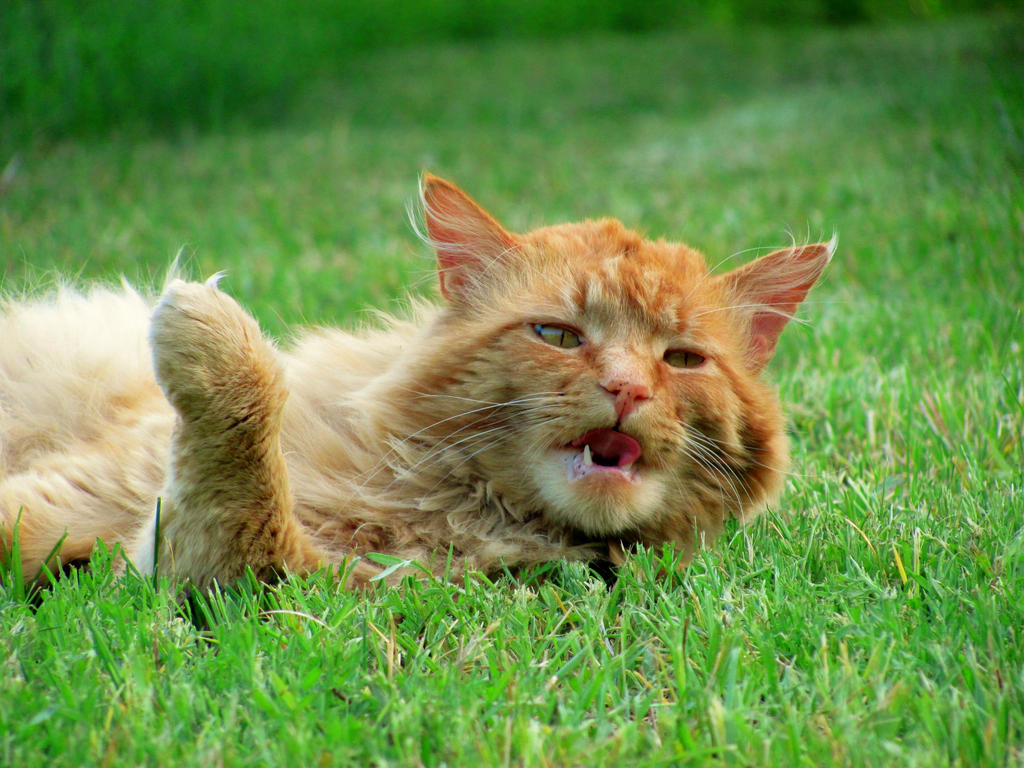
[2, 14, 1023, 767]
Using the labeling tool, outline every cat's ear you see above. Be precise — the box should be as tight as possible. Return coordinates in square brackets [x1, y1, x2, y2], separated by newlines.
[420, 173, 519, 302]
[720, 238, 835, 372]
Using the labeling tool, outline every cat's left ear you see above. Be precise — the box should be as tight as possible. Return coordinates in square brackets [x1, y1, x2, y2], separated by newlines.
[420, 173, 519, 303]
[720, 237, 835, 372]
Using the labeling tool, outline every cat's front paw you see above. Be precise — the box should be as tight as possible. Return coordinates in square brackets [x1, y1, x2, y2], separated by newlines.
[150, 278, 286, 426]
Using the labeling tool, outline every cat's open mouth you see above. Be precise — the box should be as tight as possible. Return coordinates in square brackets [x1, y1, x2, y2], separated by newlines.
[563, 428, 643, 483]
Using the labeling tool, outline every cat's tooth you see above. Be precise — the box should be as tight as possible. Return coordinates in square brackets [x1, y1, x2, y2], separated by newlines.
[582, 444, 593, 467]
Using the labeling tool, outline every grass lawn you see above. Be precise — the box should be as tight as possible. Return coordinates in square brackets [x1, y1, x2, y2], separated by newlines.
[2, 14, 1022, 767]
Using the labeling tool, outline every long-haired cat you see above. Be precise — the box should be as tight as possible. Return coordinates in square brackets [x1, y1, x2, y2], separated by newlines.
[0, 174, 832, 588]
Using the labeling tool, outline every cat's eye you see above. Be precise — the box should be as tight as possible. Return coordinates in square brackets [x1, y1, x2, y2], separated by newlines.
[664, 349, 706, 369]
[533, 324, 582, 348]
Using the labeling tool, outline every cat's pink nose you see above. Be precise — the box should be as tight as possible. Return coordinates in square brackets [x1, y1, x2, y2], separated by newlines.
[602, 379, 651, 421]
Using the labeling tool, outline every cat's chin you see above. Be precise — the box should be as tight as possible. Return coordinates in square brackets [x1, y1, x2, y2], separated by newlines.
[535, 458, 666, 536]
[529, 430, 667, 537]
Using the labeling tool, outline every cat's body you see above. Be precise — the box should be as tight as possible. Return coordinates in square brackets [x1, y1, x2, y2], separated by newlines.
[0, 175, 832, 587]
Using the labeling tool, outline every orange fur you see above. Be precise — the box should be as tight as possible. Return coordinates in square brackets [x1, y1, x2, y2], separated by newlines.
[0, 175, 832, 588]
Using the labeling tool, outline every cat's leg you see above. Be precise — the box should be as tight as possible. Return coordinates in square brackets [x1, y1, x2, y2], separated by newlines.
[149, 279, 323, 588]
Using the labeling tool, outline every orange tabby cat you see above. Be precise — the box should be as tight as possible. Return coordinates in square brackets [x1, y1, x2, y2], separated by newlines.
[0, 174, 832, 588]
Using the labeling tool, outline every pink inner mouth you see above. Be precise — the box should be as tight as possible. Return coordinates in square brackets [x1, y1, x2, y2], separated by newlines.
[569, 428, 643, 468]
[562, 428, 643, 484]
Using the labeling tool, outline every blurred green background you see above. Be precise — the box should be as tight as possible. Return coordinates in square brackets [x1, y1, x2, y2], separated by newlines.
[0, 0, 1012, 145]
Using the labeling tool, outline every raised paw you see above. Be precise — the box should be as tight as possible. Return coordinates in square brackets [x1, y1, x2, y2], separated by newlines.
[149, 279, 311, 588]
[149, 278, 286, 427]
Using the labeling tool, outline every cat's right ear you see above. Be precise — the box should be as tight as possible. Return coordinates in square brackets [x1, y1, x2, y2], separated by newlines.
[420, 173, 519, 303]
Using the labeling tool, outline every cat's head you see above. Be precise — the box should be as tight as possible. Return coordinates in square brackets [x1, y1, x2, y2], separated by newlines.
[415, 173, 832, 553]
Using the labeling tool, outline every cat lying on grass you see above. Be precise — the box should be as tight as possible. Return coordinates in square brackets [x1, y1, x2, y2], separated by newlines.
[0, 174, 832, 588]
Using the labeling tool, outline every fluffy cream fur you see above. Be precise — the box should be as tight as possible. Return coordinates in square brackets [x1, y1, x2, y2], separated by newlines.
[0, 174, 832, 588]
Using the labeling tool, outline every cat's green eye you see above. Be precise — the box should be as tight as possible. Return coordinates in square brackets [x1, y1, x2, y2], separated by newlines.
[664, 349, 706, 369]
[533, 324, 582, 348]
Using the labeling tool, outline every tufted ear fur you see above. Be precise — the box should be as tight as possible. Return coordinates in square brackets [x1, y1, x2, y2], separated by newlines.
[420, 173, 519, 303]
[720, 238, 835, 372]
